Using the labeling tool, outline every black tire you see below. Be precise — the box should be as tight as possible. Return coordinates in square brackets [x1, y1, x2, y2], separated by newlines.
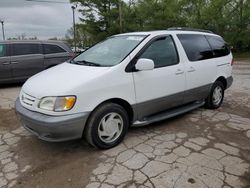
[205, 81, 225, 109]
[84, 103, 129, 149]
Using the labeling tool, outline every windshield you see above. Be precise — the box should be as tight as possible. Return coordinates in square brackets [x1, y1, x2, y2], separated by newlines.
[72, 35, 147, 67]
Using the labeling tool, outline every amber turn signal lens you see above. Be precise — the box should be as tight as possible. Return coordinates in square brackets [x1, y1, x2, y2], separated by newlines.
[65, 97, 76, 110]
[54, 96, 76, 111]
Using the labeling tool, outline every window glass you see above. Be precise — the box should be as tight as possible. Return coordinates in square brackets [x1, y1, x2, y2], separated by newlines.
[73, 35, 146, 66]
[44, 44, 66, 54]
[177, 34, 213, 61]
[0, 44, 7, 57]
[12, 43, 40, 56]
[140, 36, 179, 68]
[206, 35, 230, 57]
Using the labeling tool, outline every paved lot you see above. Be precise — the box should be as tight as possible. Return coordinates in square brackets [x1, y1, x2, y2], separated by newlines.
[0, 61, 250, 188]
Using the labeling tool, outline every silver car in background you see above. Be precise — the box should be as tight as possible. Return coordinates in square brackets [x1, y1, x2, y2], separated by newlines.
[0, 40, 74, 84]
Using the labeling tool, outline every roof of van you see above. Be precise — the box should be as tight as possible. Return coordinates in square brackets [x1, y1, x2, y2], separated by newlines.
[115, 30, 220, 37]
[0, 40, 69, 44]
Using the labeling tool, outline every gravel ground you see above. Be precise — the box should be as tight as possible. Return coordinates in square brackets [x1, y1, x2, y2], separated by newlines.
[0, 60, 249, 188]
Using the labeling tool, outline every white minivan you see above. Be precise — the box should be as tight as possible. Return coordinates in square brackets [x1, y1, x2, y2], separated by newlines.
[16, 28, 233, 149]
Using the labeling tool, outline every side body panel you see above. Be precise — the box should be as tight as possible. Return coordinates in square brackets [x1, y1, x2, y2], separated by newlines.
[43, 42, 73, 68]
[183, 58, 216, 103]
[10, 42, 44, 80]
[132, 64, 185, 120]
[213, 54, 233, 84]
[131, 34, 186, 119]
[0, 42, 12, 82]
[72, 58, 137, 116]
[43, 53, 71, 68]
[175, 34, 218, 103]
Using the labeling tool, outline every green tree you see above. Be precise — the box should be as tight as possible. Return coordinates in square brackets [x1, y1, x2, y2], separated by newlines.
[71, 0, 126, 44]
[69, 0, 250, 51]
[65, 24, 94, 48]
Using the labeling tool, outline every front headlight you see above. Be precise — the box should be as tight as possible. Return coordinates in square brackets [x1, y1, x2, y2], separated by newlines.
[39, 96, 76, 112]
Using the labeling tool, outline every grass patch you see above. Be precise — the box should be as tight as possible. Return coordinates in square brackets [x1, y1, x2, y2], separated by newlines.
[233, 51, 250, 60]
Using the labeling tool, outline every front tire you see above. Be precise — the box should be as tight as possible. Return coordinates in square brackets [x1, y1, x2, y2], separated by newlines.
[84, 103, 129, 149]
[205, 81, 225, 109]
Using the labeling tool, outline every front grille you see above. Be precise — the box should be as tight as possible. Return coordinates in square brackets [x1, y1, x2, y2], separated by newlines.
[21, 92, 36, 107]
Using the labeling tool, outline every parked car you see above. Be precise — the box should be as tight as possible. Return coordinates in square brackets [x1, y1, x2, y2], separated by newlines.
[71, 47, 86, 54]
[15, 28, 233, 149]
[0, 40, 74, 84]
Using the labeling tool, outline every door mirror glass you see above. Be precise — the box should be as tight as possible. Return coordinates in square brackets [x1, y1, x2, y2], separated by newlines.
[135, 58, 154, 71]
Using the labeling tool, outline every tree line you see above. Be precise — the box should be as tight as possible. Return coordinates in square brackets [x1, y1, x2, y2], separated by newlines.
[68, 0, 250, 52]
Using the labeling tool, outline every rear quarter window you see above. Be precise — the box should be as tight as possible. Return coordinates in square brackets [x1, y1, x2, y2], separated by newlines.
[205, 35, 230, 57]
[0, 44, 7, 57]
[63, 42, 73, 52]
[44, 44, 66, 54]
[177, 34, 213, 61]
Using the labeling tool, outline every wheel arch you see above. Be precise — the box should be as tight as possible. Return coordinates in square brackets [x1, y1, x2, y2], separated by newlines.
[86, 98, 135, 126]
[215, 76, 227, 89]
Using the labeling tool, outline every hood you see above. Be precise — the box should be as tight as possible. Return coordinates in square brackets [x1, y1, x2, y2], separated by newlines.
[22, 63, 110, 99]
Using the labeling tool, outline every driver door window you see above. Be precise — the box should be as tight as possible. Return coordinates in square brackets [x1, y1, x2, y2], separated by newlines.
[140, 36, 179, 68]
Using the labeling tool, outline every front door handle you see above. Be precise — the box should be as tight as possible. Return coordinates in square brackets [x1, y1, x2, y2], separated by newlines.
[2, 62, 10, 65]
[11, 61, 19, 64]
[187, 66, 196, 72]
[175, 69, 184, 75]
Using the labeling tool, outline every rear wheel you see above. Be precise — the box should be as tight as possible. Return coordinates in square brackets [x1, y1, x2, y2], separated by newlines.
[84, 103, 129, 149]
[205, 81, 225, 109]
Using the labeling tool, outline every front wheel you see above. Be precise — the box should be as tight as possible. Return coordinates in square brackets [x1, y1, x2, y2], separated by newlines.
[84, 103, 129, 149]
[205, 81, 225, 109]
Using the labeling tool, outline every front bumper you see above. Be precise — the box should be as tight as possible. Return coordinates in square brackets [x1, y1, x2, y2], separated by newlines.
[15, 98, 90, 142]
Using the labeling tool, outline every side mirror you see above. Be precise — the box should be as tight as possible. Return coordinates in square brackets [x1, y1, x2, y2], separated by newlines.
[135, 58, 154, 71]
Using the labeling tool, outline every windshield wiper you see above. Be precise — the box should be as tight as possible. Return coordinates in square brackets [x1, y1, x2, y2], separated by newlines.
[73, 60, 101, 67]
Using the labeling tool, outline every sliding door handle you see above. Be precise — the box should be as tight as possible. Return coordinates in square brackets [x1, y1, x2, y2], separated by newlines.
[175, 69, 184, 75]
[187, 66, 196, 72]
[2, 62, 10, 65]
[11, 61, 19, 64]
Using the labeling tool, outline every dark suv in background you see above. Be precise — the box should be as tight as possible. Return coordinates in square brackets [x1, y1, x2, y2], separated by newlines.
[0, 40, 74, 84]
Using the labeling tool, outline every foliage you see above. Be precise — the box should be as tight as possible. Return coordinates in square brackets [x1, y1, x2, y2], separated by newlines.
[7, 34, 38, 40]
[68, 0, 250, 51]
[233, 51, 250, 59]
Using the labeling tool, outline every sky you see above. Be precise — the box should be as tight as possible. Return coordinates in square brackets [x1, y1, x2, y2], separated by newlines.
[0, 0, 81, 40]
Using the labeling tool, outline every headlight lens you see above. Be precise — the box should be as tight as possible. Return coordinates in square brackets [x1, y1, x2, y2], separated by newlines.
[39, 96, 76, 112]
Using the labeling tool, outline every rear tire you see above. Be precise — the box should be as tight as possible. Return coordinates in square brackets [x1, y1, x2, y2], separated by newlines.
[84, 103, 129, 149]
[205, 81, 224, 109]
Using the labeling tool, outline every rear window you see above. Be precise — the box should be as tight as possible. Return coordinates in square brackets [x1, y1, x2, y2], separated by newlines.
[12, 43, 41, 56]
[177, 34, 213, 61]
[0, 44, 7, 57]
[206, 35, 230, 57]
[44, 44, 66, 54]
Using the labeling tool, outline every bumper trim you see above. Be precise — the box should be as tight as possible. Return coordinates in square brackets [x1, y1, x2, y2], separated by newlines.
[226, 76, 233, 89]
[15, 98, 90, 142]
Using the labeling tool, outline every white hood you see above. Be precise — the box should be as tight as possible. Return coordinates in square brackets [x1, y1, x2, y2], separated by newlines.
[22, 62, 110, 99]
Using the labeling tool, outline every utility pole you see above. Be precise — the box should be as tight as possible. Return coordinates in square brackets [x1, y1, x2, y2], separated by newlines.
[0, 20, 5, 40]
[119, 0, 122, 33]
[26, 0, 78, 50]
[71, 5, 77, 52]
